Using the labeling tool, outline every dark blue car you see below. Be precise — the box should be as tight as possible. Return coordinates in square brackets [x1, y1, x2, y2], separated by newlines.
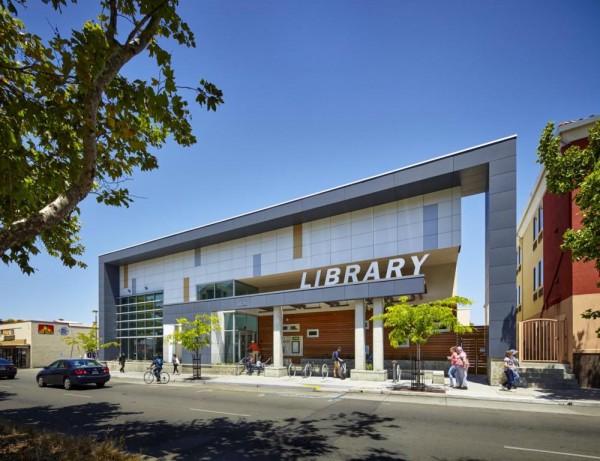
[0, 358, 17, 379]
[36, 358, 110, 390]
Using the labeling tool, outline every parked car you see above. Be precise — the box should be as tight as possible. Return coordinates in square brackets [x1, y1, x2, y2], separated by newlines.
[0, 358, 17, 379]
[36, 358, 110, 390]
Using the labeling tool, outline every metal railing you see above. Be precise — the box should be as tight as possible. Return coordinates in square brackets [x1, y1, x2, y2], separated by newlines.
[519, 319, 558, 362]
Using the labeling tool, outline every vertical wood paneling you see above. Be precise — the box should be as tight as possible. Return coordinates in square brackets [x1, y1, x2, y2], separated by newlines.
[257, 312, 488, 373]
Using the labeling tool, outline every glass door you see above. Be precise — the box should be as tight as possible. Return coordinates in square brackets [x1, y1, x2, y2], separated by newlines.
[237, 330, 255, 362]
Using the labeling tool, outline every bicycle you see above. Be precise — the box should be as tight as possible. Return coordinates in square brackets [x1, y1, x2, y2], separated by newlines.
[144, 368, 170, 384]
[302, 360, 329, 378]
[287, 361, 297, 377]
[333, 360, 347, 380]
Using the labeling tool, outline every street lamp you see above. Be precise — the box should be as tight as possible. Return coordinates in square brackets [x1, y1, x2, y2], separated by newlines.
[92, 309, 99, 359]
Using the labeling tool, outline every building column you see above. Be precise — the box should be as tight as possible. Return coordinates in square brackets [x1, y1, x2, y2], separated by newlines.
[354, 299, 366, 370]
[372, 297, 385, 371]
[273, 306, 283, 367]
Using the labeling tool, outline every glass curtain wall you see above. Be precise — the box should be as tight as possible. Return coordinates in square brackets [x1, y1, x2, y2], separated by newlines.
[223, 312, 258, 363]
[116, 292, 164, 361]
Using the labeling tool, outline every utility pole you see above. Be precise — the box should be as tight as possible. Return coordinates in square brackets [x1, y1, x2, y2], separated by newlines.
[92, 309, 99, 360]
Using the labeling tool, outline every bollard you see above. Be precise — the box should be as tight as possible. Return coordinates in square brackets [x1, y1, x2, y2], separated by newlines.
[392, 360, 398, 382]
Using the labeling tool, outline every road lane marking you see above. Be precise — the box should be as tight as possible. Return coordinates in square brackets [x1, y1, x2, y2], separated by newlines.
[64, 393, 93, 399]
[194, 390, 213, 393]
[0, 385, 13, 388]
[505, 446, 600, 459]
[190, 408, 250, 417]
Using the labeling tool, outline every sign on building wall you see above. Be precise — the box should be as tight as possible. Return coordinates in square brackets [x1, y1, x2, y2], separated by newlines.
[37, 324, 55, 335]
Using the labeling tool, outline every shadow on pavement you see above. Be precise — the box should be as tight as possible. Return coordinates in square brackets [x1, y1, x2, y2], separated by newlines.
[1, 401, 407, 460]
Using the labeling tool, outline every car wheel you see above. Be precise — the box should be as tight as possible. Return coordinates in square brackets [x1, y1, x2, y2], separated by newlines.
[8, 376, 15, 379]
[37, 377, 46, 387]
[64, 378, 72, 390]
[96, 382, 105, 388]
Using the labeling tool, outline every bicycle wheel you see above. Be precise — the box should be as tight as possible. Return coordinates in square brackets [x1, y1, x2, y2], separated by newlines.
[340, 362, 347, 380]
[321, 363, 329, 378]
[143, 371, 154, 384]
[287, 362, 296, 377]
[160, 371, 170, 384]
[303, 363, 312, 378]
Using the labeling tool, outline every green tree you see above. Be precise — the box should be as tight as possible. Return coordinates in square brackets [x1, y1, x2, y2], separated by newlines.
[0, 0, 223, 274]
[62, 324, 119, 357]
[166, 313, 220, 378]
[371, 295, 473, 362]
[537, 120, 600, 336]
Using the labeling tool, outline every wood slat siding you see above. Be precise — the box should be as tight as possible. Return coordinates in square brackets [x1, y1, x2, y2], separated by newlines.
[257, 312, 488, 373]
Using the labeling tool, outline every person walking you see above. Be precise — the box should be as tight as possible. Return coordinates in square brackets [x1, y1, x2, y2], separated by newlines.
[118, 353, 126, 373]
[501, 350, 517, 391]
[172, 354, 180, 375]
[332, 346, 345, 380]
[248, 340, 260, 364]
[454, 346, 470, 389]
[447, 346, 458, 388]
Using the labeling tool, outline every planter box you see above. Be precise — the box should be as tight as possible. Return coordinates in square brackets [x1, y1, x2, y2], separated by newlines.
[350, 369, 387, 382]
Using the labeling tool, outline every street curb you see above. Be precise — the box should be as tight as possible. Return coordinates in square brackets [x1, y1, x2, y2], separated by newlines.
[94, 371, 600, 408]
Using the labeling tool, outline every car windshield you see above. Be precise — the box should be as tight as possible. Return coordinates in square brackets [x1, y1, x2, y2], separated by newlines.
[70, 360, 103, 368]
[0, 359, 12, 365]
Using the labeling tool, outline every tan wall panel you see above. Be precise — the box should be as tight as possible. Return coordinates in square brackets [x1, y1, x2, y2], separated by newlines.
[123, 265, 129, 289]
[183, 277, 190, 303]
[293, 224, 302, 259]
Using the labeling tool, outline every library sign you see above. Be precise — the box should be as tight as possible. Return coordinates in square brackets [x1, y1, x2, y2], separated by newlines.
[299, 254, 429, 289]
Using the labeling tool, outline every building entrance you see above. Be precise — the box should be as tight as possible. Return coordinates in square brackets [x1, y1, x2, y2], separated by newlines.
[237, 330, 255, 362]
[223, 312, 258, 363]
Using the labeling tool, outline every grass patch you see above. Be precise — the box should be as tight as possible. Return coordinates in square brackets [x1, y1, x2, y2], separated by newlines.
[0, 420, 141, 460]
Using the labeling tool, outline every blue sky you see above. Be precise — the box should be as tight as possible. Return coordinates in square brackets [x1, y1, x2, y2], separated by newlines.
[1, 1, 599, 326]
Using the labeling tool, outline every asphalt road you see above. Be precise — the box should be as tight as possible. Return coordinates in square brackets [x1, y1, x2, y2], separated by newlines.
[1, 370, 600, 460]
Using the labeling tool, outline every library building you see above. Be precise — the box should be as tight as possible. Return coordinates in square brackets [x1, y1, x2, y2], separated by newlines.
[99, 137, 517, 382]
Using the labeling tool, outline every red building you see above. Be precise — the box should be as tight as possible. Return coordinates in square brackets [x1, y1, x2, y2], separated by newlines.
[517, 115, 600, 388]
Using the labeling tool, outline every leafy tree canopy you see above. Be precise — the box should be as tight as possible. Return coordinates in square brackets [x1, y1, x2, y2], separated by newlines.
[62, 324, 119, 356]
[537, 120, 600, 337]
[537, 120, 600, 273]
[0, 0, 223, 274]
[166, 313, 220, 359]
[371, 295, 473, 360]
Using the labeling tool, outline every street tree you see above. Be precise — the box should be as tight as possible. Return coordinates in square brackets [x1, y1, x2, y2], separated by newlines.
[166, 313, 220, 378]
[62, 324, 119, 357]
[371, 295, 473, 363]
[0, 0, 223, 274]
[537, 120, 600, 336]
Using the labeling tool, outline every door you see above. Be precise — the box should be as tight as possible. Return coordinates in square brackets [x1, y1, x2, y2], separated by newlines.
[237, 330, 255, 362]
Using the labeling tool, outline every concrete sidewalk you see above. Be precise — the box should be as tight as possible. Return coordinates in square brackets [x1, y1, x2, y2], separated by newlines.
[111, 369, 600, 408]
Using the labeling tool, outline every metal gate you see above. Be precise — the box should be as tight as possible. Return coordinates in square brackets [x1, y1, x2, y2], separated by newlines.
[519, 319, 558, 362]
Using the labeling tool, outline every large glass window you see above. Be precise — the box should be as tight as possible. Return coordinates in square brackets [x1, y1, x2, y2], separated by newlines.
[222, 312, 258, 363]
[235, 281, 258, 296]
[215, 280, 234, 298]
[196, 280, 257, 301]
[197, 283, 215, 300]
[116, 291, 163, 360]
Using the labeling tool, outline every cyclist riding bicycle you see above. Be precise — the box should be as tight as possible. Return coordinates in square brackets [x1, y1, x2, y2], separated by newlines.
[151, 355, 163, 382]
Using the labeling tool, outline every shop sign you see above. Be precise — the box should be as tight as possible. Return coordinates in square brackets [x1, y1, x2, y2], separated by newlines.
[299, 254, 429, 289]
[38, 324, 55, 335]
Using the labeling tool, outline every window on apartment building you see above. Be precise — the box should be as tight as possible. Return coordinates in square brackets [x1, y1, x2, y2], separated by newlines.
[533, 259, 544, 291]
[533, 206, 544, 241]
[517, 285, 522, 307]
[516, 245, 522, 270]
